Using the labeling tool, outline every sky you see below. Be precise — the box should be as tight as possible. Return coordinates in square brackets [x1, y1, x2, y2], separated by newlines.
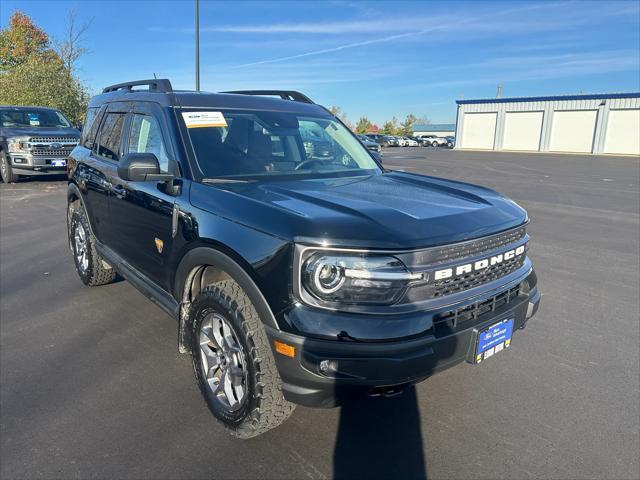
[1, 0, 639, 124]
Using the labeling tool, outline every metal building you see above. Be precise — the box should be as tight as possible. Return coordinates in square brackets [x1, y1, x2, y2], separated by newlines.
[454, 93, 640, 155]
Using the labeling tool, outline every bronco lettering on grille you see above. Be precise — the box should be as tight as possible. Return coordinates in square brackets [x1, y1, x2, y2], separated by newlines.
[434, 244, 526, 281]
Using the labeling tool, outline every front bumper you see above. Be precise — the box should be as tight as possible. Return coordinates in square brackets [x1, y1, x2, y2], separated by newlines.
[7, 154, 67, 176]
[267, 277, 541, 408]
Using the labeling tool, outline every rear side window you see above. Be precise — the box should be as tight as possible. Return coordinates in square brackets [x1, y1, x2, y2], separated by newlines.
[82, 108, 101, 148]
[127, 114, 169, 172]
[97, 113, 125, 161]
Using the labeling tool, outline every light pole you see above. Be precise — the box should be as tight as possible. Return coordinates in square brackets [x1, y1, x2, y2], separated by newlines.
[195, 0, 200, 91]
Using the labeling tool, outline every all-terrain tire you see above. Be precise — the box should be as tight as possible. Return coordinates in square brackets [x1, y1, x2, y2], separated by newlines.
[68, 201, 116, 286]
[190, 280, 295, 438]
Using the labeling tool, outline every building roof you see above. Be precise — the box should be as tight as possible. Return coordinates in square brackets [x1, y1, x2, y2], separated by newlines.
[456, 92, 640, 105]
[413, 123, 456, 132]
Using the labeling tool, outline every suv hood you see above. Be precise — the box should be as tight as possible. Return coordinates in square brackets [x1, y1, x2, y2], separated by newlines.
[1, 126, 80, 138]
[190, 171, 528, 249]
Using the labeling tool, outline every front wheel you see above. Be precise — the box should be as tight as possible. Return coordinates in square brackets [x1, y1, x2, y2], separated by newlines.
[68, 202, 116, 286]
[190, 280, 295, 438]
[0, 151, 19, 183]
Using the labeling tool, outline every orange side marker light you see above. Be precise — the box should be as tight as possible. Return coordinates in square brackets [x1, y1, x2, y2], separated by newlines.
[274, 340, 296, 358]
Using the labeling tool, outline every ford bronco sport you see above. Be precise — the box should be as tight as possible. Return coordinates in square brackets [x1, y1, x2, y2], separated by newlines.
[67, 79, 540, 438]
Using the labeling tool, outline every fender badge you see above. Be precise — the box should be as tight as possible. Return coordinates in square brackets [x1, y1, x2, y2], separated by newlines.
[154, 237, 164, 254]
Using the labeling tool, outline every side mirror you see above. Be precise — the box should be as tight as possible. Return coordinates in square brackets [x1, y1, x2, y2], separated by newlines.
[118, 153, 173, 182]
[76, 124, 83, 131]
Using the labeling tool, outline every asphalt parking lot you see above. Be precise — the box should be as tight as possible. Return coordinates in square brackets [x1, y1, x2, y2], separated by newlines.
[1, 148, 639, 480]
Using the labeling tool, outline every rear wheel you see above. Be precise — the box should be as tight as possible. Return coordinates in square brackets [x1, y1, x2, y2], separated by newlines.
[432, 141, 438, 147]
[68, 201, 116, 286]
[0, 151, 19, 183]
[190, 280, 295, 438]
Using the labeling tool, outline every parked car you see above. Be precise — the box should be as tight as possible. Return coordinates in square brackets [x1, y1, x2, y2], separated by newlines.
[445, 136, 455, 148]
[365, 134, 392, 147]
[0, 106, 80, 183]
[357, 134, 382, 153]
[394, 136, 407, 147]
[421, 134, 449, 147]
[357, 134, 383, 162]
[67, 79, 540, 438]
[403, 137, 419, 147]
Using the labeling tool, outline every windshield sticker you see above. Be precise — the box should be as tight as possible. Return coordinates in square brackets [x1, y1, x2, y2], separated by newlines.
[28, 113, 40, 126]
[182, 111, 227, 128]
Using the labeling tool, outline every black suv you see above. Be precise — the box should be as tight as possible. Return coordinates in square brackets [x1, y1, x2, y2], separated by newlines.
[1, 106, 80, 183]
[67, 79, 540, 438]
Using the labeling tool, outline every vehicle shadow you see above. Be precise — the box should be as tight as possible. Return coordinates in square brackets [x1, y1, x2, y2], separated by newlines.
[332, 386, 428, 480]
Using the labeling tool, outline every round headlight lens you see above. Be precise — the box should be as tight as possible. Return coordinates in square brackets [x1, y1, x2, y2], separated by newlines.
[314, 262, 345, 293]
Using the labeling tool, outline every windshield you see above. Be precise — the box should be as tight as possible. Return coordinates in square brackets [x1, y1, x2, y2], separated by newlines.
[181, 109, 381, 179]
[0, 108, 72, 128]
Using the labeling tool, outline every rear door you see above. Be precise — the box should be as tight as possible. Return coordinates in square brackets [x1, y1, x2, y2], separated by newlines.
[107, 102, 178, 288]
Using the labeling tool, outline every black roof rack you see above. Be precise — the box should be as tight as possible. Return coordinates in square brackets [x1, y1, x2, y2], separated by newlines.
[102, 79, 173, 94]
[220, 90, 315, 104]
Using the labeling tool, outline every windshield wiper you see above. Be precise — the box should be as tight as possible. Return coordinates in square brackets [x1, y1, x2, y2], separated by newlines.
[201, 178, 252, 184]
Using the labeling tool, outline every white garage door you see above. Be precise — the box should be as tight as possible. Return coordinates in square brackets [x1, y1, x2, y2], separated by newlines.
[502, 111, 544, 151]
[603, 109, 640, 155]
[549, 110, 598, 153]
[461, 113, 497, 149]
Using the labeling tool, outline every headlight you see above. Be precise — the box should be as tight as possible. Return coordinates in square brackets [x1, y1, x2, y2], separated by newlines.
[7, 138, 29, 154]
[301, 252, 423, 305]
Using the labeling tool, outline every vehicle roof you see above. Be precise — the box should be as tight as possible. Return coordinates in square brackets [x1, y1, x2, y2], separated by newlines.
[89, 89, 331, 116]
[0, 105, 62, 111]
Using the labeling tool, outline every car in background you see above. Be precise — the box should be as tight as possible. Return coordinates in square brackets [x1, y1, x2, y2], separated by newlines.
[421, 134, 449, 147]
[357, 134, 383, 162]
[0, 105, 80, 183]
[394, 136, 407, 147]
[357, 134, 382, 153]
[403, 137, 418, 147]
[365, 134, 392, 147]
[445, 136, 455, 148]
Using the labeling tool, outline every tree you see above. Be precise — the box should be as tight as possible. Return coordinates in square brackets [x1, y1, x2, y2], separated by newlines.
[0, 11, 90, 124]
[328, 105, 354, 130]
[0, 56, 89, 124]
[382, 117, 399, 136]
[415, 116, 431, 125]
[0, 11, 53, 70]
[399, 113, 418, 137]
[355, 117, 373, 134]
[55, 10, 93, 79]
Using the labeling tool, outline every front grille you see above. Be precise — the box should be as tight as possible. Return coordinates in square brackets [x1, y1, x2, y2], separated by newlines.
[31, 148, 72, 157]
[29, 137, 78, 143]
[433, 255, 525, 297]
[429, 226, 526, 265]
[434, 285, 521, 328]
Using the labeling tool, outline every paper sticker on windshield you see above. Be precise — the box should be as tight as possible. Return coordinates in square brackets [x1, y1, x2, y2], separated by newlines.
[181, 111, 227, 128]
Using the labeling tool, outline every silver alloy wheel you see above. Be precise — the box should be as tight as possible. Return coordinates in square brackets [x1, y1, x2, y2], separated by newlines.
[0, 157, 7, 180]
[73, 221, 89, 273]
[199, 312, 248, 411]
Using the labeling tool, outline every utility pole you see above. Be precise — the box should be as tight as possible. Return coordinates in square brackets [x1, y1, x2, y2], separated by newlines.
[496, 84, 503, 98]
[195, 0, 200, 91]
